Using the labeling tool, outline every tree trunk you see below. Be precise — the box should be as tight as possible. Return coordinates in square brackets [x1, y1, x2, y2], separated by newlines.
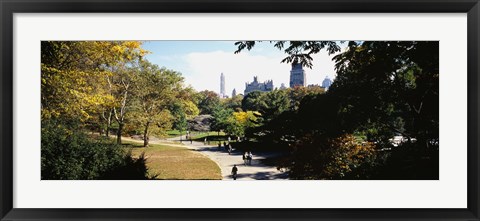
[105, 117, 111, 137]
[117, 123, 123, 145]
[143, 122, 150, 147]
[106, 124, 110, 137]
[103, 110, 113, 137]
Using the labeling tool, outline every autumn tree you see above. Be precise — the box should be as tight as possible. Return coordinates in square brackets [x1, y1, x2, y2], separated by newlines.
[225, 111, 259, 137]
[41, 41, 150, 179]
[41, 41, 113, 124]
[98, 42, 148, 144]
[285, 134, 377, 180]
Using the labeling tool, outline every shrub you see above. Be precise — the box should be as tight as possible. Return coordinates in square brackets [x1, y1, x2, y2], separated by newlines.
[284, 134, 378, 179]
[41, 123, 153, 180]
[373, 142, 439, 180]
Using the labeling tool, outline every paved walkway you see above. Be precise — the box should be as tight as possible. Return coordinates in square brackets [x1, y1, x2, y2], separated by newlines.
[162, 136, 289, 180]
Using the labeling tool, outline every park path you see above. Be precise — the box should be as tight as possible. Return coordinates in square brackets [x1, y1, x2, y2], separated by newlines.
[160, 136, 289, 180]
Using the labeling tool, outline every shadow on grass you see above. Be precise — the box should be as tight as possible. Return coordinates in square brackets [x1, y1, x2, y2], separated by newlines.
[192, 135, 230, 142]
[99, 152, 158, 180]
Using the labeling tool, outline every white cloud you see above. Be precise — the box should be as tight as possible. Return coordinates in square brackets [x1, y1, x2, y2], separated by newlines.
[182, 49, 339, 95]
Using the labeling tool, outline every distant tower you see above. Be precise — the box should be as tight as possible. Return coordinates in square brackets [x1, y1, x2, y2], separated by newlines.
[289, 63, 306, 87]
[232, 88, 237, 97]
[220, 73, 225, 97]
[280, 83, 287, 90]
[322, 76, 333, 90]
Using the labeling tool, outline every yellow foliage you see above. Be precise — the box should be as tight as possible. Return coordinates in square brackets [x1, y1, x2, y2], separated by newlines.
[41, 41, 146, 122]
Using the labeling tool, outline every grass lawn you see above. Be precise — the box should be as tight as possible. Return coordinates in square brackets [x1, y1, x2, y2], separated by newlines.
[125, 142, 221, 180]
[191, 131, 229, 141]
[164, 130, 183, 138]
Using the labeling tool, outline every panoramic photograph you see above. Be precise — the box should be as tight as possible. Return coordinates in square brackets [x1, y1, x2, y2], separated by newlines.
[41, 40, 439, 180]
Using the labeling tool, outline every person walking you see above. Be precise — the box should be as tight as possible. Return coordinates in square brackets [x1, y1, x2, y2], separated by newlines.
[231, 165, 238, 180]
[242, 152, 248, 166]
[228, 144, 232, 155]
[247, 151, 253, 165]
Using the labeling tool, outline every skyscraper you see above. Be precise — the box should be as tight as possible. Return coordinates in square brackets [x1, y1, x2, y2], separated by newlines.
[232, 88, 237, 97]
[289, 63, 306, 88]
[220, 73, 225, 97]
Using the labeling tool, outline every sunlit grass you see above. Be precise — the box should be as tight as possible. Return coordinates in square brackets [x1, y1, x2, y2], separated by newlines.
[125, 142, 221, 180]
[165, 130, 182, 138]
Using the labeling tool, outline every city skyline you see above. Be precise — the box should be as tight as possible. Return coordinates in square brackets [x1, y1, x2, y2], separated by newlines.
[143, 41, 343, 94]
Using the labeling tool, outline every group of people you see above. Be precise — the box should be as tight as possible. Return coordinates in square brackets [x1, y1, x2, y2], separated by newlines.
[231, 151, 254, 180]
[203, 138, 210, 145]
[242, 151, 253, 166]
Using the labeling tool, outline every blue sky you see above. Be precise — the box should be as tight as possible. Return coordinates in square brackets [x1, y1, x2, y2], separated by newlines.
[142, 41, 340, 95]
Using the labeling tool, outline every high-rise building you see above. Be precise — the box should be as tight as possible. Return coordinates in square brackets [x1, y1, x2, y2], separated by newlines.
[279, 83, 287, 90]
[244, 76, 274, 94]
[220, 73, 225, 97]
[232, 88, 237, 97]
[289, 63, 306, 88]
[322, 76, 333, 90]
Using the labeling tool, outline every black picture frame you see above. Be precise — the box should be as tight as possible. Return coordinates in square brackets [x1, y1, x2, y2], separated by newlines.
[1, 0, 479, 220]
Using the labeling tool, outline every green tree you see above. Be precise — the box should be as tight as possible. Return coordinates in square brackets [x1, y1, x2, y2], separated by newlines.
[235, 41, 439, 179]
[211, 105, 233, 134]
[197, 90, 221, 115]
[288, 86, 325, 111]
[331, 41, 439, 146]
[259, 89, 291, 121]
[241, 91, 265, 111]
[170, 102, 188, 135]
[235, 41, 342, 68]
[222, 94, 244, 111]
[130, 60, 184, 147]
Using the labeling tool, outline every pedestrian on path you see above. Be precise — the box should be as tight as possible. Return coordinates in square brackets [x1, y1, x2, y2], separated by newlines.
[231, 165, 238, 180]
[243, 152, 248, 166]
[247, 151, 253, 165]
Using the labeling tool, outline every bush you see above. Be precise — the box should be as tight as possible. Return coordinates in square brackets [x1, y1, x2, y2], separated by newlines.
[373, 142, 439, 180]
[41, 123, 153, 180]
[283, 134, 378, 180]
